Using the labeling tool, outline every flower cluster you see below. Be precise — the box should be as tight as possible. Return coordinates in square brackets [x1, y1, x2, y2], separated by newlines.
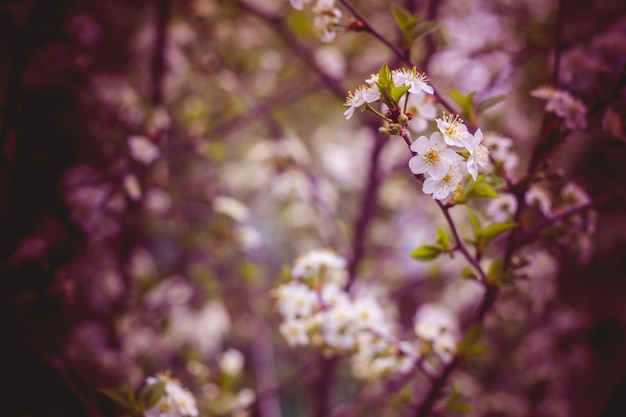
[344, 67, 434, 120]
[414, 304, 459, 363]
[275, 249, 464, 379]
[274, 249, 417, 379]
[531, 86, 587, 130]
[144, 373, 199, 417]
[409, 115, 489, 200]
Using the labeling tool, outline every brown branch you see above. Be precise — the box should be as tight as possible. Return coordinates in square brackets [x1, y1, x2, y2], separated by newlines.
[552, 0, 565, 87]
[345, 133, 387, 290]
[150, 0, 172, 105]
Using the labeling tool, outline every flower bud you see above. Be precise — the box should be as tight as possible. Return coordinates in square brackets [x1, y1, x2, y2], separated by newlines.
[398, 113, 409, 125]
[378, 126, 390, 136]
[388, 123, 403, 135]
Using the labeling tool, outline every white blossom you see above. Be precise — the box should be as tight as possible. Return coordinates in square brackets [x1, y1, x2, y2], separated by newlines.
[219, 348, 245, 376]
[128, 135, 160, 165]
[487, 193, 518, 222]
[144, 374, 198, 417]
[288, 0, 312, 10]
[291, 248, 347, 283]
[525, 186, 552, 217]
[414, 304, 459, 362]
[280, 319, 310, 346]
[409, 132, 459, 180]
[422, 162, 464, 200]
[435, 113, 471, 147]
[392, 67, 434, 95]
[465, 128, 490, 180]
[531, 86, 587, 130]
[275, 281, 317, 319]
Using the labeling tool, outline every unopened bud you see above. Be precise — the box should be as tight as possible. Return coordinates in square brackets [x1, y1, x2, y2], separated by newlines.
[398, 113, 409, 125]
[378, 126, 390, 136]
[388, 123, 403, 135]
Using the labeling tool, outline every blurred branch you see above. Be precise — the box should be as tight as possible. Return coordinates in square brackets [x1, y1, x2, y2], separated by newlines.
[0, 9, 27, 163]
[239, 0, 345, 96]
[422, 0, 442, 71]
[210, 83, 317, 137]
[150, 0, 172, 105]
[345, 133, 387, 290]
[552, 0, 564, 86]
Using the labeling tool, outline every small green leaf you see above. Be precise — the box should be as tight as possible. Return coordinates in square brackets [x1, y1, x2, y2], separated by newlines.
[413, 20, 439, 40]
[449, 90, 476, 121]
[472, 182, 499, 198]
[377, 63, 392, 90]
[391, 85, 410, 103]
[410, 245, 442, 262]
[435, 228, 449, 248]
[100, 388, 136, 410]
[458, 324, 483, 350]
[477, 94, 507, 114]
[391, 5, 414, 27]
[466, 207, 482, 235]
[460, 266, 477, 279]
[377, 63, 398, 108]
[138, 381, 166, 409]
[391, 5, 418, 49]
[478, 222, 517, 243]
[487, 258, 503, 284]
[444, 386, 472, 414]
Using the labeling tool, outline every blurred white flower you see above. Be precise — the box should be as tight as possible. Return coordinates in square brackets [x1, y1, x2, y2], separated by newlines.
[145, 374, 198, 417]
[128, 135, 160, 165]
[219, 349, 245, 376]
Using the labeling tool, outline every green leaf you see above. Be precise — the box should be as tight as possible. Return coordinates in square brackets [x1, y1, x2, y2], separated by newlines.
[449, 90, 476, 121]
[466, 207, 482, 236]
[487, 258, 503, 284]
[377, 63, 392, 90]
[435, 228, 449, 248]
[391, 5, 414, 27]
[477, 94, 507, 114]
[377, 63, 397, 108]
[460, 266, 477, 279]
[138, 381, 166, 409]
[478, 222, 517, 243]
[458, 324, 483, 350]
[473, 182, 499, 198]
[444, 386, 472, 414]
[391, 85, 410, 103]
[410, 245, 442, 262]
[413, 20, 439, 40]
[100, 388, 136, 410]
[391, 5, 418, 49]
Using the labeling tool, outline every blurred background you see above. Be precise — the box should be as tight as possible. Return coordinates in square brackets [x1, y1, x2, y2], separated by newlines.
[1, 0, 626, 416]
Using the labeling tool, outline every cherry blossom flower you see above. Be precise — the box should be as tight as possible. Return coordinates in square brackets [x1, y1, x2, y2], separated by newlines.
[465, 128, 490, 180]
[392, 67, 434, 94]
[344, 86, 374, 119]
[422, 162, 464, 200]
[435, 113, 471, 147]
[525, 186, 552, 217]
[531, 86, 587, 130]
[128, 135, 160, 165]
[144, 374, 198, 417]
[409, 132, 459, 180]
[414, 304, 459, 362]
[486, 193, 518, 222]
